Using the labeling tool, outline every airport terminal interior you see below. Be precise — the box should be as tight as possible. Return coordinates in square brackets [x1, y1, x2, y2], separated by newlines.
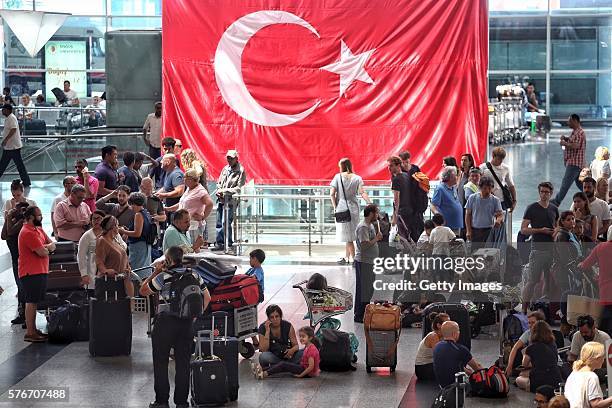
[0, 1, 612, 408]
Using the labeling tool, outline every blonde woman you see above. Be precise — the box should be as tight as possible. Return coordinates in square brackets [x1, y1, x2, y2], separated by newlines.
[590, 146, 610, 181]
[180, 148, 208, 189]
[564, 342, 612, 408]
[330, 158, 371, 265]
[595, 177, 609, 203]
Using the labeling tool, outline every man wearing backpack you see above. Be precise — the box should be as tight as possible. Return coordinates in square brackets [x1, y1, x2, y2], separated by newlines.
[140, 246, 211, 408]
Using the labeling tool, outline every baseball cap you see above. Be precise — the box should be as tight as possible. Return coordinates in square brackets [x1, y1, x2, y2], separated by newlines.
[226, 150, 238, 158]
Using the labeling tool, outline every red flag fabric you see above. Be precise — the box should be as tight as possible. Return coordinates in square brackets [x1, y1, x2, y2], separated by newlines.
[162, 0, 488, 184]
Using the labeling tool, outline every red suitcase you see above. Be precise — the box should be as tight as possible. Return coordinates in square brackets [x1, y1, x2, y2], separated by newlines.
[209, 275, 260, 312]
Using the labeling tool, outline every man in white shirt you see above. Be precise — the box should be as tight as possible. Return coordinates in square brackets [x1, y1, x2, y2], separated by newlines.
[51, 176, 76, 237]
[479, 147, 517, 212]
[63, 80, 77, 104]
[571, 177, 611, 238]
[0, 104, 30, 186]
[143, 102, 162, 159]
[568, 315, 611, 362]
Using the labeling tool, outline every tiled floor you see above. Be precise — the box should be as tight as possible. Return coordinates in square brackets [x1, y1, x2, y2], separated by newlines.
[1, 128, 611, 407]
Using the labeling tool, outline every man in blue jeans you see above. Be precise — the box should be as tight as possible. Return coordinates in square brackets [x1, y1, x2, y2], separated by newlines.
[213, 150, 246, 252]
[551, 114, 586, 207]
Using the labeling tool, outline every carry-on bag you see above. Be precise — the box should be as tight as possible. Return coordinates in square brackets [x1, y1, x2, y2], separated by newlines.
[422, 303, 471, 349]
[365, 329, 398, 373]
[47, 302, 81, 343]
[196, 311, 239, 401]
[191, 328, 229, 407]
[49, 241, 77, 263]
[319, 328, 356, 372]
[47, 262, 81, 291]
[209, 275, 260, 312]
[364, 302, 402, 332]
[469, 366, 509, 398]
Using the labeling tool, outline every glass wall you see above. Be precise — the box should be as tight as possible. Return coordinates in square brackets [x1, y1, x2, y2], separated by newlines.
[0, 0, 611, 120]
[0, 0, 160, 105]
[490, 1, 612, 120]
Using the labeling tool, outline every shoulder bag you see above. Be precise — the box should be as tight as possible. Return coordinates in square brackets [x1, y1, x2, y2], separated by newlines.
[486, 162, 513, 210]
[334, 175, 352, 223]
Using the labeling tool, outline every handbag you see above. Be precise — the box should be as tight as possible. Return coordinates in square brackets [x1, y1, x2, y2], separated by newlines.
[334, 175, 352, 223]
[486, 162, 513, 210]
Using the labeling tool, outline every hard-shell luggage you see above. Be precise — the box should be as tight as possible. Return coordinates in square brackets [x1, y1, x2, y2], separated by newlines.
[47, 262, 82, 291]
[319, 329, 355, 372]
[22, 119, 47, 135]
[196, 312, 239, 401]
[191, 327, 229, 407]
[49, 241, 77, 263]
[94, 274, 127, 301]
[89, 297, 132, 357]
[209, 275, 259, 312]
[190, 258, 236, 290]
[431, 372, 467, 408]
[422, 303, 471, 349]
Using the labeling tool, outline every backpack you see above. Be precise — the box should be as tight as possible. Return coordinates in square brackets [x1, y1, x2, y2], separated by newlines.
[502, 313, 528, 342]
[141, 209, 157, 246]
[318, 329, 356, 372]
[165, 268, 204, 319]
[411, 171, 430, 214]
[469, 366, 509, 398]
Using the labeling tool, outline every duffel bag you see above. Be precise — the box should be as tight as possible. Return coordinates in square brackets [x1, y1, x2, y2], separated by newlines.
[469, 366, 509, 398]
[209, 275, 260, 311]
[47, 303, 81, 343]
[364, 302, 401, 332]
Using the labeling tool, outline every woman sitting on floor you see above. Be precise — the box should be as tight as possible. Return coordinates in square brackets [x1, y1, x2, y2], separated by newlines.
[516, 321, 562, 393]
[414, 312, 449, 381]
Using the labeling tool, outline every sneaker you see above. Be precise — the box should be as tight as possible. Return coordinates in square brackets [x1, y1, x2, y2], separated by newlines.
[337, 258, 348, 265]
[24, 334, 47, 343]
[211, 245, 225, 252]
[11, 315, 25, 325]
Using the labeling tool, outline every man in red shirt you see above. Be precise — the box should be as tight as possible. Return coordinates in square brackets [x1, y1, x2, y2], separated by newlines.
[552, 114, 586, 207]
[18, 206, 55, 342]
[579, 241, 612, 335]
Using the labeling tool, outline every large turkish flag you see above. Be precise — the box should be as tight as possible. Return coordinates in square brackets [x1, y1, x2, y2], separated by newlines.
[162, 0, 488, 184]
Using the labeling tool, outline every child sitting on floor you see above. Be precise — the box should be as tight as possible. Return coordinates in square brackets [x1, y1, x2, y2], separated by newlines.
[253, 326, 320, 379]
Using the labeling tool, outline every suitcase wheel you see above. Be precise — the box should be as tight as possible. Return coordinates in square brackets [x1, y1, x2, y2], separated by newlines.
[366, 365, 372, 373]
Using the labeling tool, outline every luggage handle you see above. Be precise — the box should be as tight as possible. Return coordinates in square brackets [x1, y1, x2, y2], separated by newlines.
[211, 311, 229, 345]
[196, 329, 215, 357]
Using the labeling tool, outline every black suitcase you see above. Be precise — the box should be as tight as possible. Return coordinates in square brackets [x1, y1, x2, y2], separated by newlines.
[188, 257, 237, 289]
[196, 311, 239, 401]
[422, 303, 471, 350]
[89, 297, 132, 357]
[49, 241, 77, 263]
[191, 328, 229, 407]
[94, 275, 127, 300]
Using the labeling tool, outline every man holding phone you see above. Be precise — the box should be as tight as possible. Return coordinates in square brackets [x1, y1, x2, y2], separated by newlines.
[521, 182, 559, 314]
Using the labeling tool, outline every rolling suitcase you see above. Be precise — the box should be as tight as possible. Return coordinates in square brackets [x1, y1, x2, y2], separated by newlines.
[49, 241, 77, 263]
[190, 258, 237, 289]
[47, 262, 82, 291]
[89, 288, 132, 357]
[191, 328, 229, 407]
[197, 311, 239, 401]
[22, 119, 47, 135]
[422, 303, 471, 350]
[209, 275, 260, 312]
[364, 303, 401, 373]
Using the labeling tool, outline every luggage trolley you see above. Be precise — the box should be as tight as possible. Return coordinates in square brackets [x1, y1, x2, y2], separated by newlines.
[292, 281, 353, 330]
[197, 306, 259, 359]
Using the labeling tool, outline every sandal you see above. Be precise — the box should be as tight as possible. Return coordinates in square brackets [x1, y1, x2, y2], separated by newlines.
[250, 361, 264, 380]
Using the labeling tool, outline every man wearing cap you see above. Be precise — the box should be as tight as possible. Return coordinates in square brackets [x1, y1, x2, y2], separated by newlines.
[213, 150, 246, 252]
[0, 104, 30, 186]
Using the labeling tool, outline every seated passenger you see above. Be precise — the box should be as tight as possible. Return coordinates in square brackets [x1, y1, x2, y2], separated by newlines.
[417, 219, 435, 244]
[252, 326, 320, 379]
[505, 311, 545, 377]
[564, 342, 612, 408]
[433, 321, 482, 387]
[534, 385, 556, 408]
[257, 305, 302, 368]
[516, 321, 562, 393]
[568, 315, 610, 363]
[548, 395, 570, 408]
[415, 312, 449, 382]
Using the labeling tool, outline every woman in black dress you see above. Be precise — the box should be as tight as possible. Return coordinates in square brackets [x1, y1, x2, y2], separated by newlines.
[516, 321, 562, 392]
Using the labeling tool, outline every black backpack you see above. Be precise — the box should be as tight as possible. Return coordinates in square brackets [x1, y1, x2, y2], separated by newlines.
[318, 329, 356, 372]
[165, 269, 204, 319]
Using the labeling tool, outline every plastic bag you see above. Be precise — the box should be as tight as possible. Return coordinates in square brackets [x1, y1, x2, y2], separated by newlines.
[389, 225, 399, 248]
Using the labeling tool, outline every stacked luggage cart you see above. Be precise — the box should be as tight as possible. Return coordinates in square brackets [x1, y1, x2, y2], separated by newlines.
[489, 84, 529, 146]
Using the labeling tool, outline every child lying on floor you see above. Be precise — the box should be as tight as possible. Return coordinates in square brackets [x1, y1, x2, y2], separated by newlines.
[252, 326, 320, 379]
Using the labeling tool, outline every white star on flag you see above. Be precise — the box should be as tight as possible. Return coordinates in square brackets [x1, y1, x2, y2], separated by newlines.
[321, 40, 375, 97]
